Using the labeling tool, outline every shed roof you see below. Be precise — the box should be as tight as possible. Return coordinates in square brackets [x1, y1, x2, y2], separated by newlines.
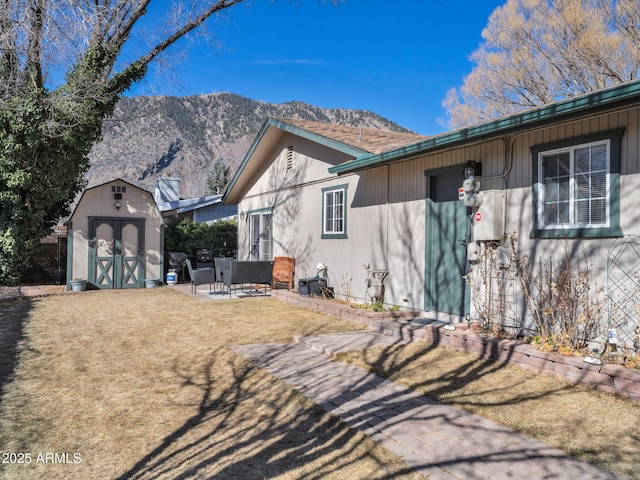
[68, 178, 157, 222]
[157, 194, 223, 215]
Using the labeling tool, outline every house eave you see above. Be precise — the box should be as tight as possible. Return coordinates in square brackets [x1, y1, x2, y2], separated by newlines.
[329, 80, 640, 175]
[223, 117, 369, 204]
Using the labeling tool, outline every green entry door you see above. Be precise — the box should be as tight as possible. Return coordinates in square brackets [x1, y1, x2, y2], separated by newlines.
[89, 218, 145, 289]
[424, 167, 470, 316]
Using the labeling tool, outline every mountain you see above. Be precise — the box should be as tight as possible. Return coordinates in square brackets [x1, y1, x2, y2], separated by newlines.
[87, 93, 414, 198]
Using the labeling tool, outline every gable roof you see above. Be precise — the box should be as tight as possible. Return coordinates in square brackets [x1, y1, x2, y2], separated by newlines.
[68, 178, 157, 222]
[223, 117, 427, 203]
[225, 78, 640, 202]
[272, 118, 427, 155]
[329, 79, 640, 175]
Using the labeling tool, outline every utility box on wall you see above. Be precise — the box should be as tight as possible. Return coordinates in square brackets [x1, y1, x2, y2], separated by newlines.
[472, 190, 505, 242]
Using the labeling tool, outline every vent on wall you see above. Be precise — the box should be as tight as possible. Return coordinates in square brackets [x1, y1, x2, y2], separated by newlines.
[286, 145, 294, 170]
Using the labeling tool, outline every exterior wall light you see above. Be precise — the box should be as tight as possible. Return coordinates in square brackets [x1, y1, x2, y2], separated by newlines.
[462, 161, 482, 208]
[114, 192, 122, 210]
[463, 160, 482, 179]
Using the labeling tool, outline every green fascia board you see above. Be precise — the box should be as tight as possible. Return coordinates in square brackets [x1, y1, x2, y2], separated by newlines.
[329, 80, 640, 175]
[223, 117, 369, 202]
[223, 117, 272, 203]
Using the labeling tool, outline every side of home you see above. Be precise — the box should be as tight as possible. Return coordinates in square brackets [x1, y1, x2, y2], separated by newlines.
[224, 118, 428, 308]
[225, 81, 640, 337]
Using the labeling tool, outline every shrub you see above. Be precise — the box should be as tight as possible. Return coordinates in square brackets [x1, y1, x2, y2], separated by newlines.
[510, 234, 605, 351]
[468, 233, 605, 352]
[164, 218, 237, 258]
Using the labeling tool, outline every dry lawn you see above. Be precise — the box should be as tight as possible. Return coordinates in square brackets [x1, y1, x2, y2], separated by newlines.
[335, 342, 640, 479]
[0, 288, 422, 480]
[1, 288, 639, 479]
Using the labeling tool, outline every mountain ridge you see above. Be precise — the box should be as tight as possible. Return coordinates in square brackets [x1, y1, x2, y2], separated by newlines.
[87, 92, 414, 198]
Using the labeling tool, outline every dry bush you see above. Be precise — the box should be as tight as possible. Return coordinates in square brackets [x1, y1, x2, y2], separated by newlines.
[468, 233, 605, 353]
[508, 234, 605, 352]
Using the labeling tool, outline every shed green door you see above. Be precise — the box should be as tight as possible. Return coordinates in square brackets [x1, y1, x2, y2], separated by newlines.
[89, 218, 145, 289]
[424, 168, 470, 316]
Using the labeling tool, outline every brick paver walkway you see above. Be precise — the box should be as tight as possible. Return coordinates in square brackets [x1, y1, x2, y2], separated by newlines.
[233, 331, 625, 480]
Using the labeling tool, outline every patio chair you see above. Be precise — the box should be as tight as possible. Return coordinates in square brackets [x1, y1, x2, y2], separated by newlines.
[272, 256, 295, 290]
[214, 257, 233, 290]
[185, 258, 215, 295]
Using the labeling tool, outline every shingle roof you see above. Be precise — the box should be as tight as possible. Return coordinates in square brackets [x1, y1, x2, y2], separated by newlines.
[272, 117, 428, 154]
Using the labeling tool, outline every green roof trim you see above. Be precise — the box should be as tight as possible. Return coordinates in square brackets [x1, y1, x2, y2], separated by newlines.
[223, 117, 271, 203]
[328, 80, 640, 175]
[223, 117, 369, 202]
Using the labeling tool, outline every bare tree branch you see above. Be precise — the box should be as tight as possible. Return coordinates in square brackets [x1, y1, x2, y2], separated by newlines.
[0, 0, 249, 283]
[26, 0, 45, 89]
[135, 0, 243, 69]
[444, 0, 640, 129]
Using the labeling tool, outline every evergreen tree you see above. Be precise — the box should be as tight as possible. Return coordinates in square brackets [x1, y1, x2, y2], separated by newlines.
[206, 157, 231, 195]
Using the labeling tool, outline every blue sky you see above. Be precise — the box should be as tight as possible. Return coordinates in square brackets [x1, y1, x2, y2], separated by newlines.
[130, 0, 506, 136]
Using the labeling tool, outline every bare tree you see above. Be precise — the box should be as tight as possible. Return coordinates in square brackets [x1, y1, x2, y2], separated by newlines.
[0, 0, 245, 283]
[443, 0, 640, 128]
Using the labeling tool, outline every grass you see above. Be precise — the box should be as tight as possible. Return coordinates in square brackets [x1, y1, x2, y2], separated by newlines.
[0, 288, 421, 480]
[0, 288, 639, 479]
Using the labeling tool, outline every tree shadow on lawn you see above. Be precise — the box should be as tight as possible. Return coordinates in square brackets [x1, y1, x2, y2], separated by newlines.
[338, 329, 635, 478]
[115, 328, 632, 480]
[236, 336, 627, 479]
[359, 328, 573, 407]
[116, 346, 420, 480]
[0, 299, 33, 406]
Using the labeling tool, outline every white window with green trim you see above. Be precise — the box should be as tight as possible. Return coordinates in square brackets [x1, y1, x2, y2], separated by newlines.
[322, 184, 348, 238]
[531, 129, 623, 238]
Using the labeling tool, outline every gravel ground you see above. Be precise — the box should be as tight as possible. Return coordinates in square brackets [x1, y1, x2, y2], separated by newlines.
[0, 285, 67, 303]
[0, 286, 22, 303]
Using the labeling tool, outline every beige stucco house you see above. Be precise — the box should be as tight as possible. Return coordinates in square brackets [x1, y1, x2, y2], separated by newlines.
[66, 179, 164, 289]
[224, 81, 640, 348]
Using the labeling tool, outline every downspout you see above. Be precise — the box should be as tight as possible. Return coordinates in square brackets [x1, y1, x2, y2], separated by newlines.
[65, 221, 73, 289]
[386, 164, 390, 268]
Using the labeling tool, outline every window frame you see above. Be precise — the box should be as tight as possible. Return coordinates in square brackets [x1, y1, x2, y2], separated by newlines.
[248, 207, 273, 261]
[321, 184, 348, 239]
[530, 128, 623, 239]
